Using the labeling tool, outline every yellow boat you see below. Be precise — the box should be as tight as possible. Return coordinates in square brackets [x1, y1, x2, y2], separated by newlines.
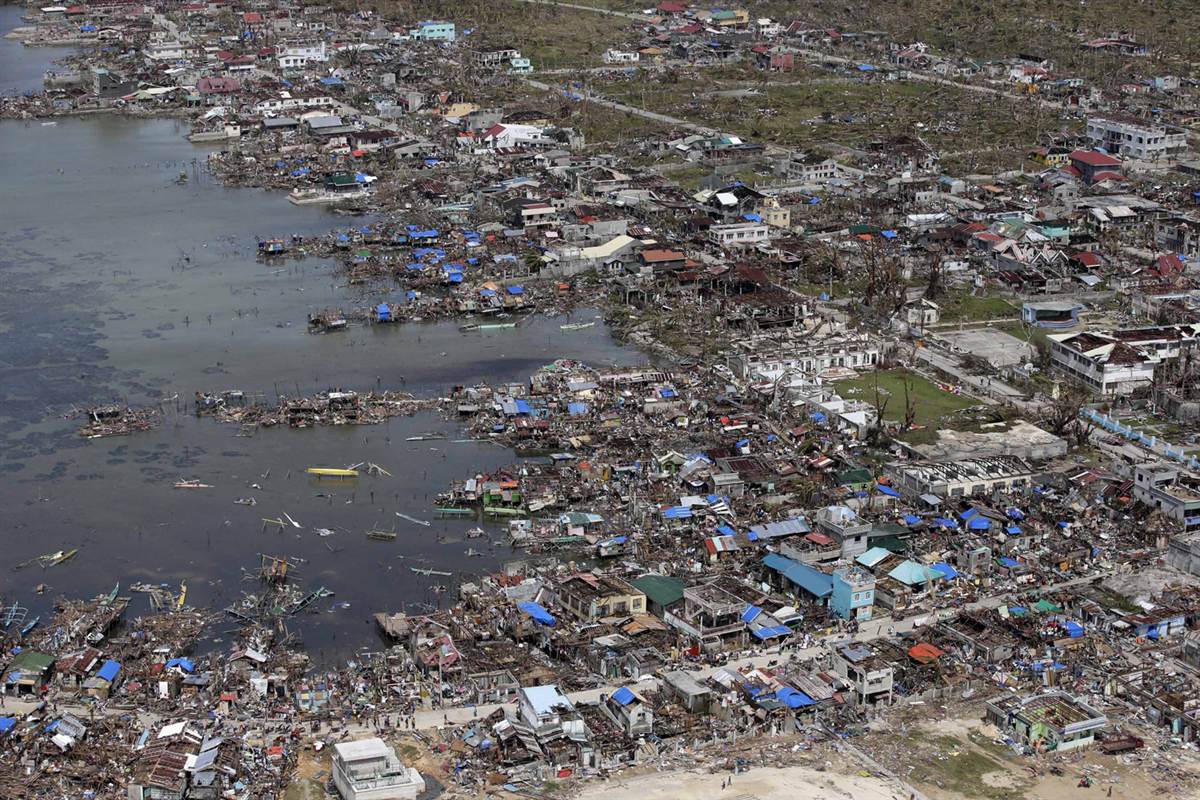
[305, 467, 359, 478]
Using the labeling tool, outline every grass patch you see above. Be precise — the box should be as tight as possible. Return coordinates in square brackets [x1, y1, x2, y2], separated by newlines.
[834, 368, 977, 428]
[938, 293, 1018, 322]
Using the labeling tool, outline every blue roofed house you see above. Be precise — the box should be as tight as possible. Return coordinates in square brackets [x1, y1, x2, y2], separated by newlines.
[600, 686, 654, 738]
[83, 659, 121, 700]
[762, 553, 833, 607]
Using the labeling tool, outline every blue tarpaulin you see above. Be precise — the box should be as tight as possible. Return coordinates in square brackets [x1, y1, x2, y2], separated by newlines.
[567, 402, 589, 416]
[376, 303, 391, 321]
[877, 483, 900, 498]
[1063, 621, 1085, 638]
[0, 718, 14, 734]
[999, 557, 1020, 568]
[507, 285, 525, 295]
[968, 517, 991, 530]
[1006, 525, 1022, 535]
[933, 517, 958, 528]
[933, 562, 959, 580]
[742, 605, 763, 623]
[752, 625, 791, 640]
[775, 687, 816, 708]
[97, 660, 121, 683]
[903, 514, 921, 525]
[662, 506, 693, 519]
[517, 602, 556, 626]
[960, 508, 978, 520]
[716, 524, 736, 537]
[1007, 507, 1025, 519]
[611, 687, 636, 705]
[811, 411, 826, 423]
[166, 658, 195, 673]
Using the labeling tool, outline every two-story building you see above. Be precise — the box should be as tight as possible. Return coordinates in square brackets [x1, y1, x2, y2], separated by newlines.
[830, 642, 893, 704]
[332, 738, 425, 800]
[1134, 463, 1200, 533]
[553, 574, 645, 621]
[830, 566, 875, 621]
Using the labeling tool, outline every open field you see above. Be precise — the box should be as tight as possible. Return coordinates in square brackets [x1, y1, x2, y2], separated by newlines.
[574, 763, 899, 800]
[834, 368, 977, 427]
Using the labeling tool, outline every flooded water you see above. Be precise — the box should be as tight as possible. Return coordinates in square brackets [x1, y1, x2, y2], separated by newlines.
[0, 116, 639, 660]
[0, 5, 76, 97]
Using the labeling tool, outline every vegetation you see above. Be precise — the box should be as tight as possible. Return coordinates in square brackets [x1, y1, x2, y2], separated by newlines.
[833, 368, 977, 428]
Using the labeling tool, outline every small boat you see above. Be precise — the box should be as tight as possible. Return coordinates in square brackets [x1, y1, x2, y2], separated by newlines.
[465, 526, 486, 539]
[464, 548, 483, 557]
[367, 529, 397, 541]
[478, 322, 518, 330]
[306, 467, 359, 478]
[102, 583, 119, 605]
[484, 506, 526, 517]
[395, 512, 431, 527]
[458, 323, 480, 332]
[38, 549, 77, 568]
[20, 616, 39, 636]
[174, 479, 212, 489]
[40, 121, 57, 126]
[434, 507, 474, 516]
[410, 566, 452, 577]
[560, 321, 596, 331]
[234, 497, 257, 506]
[177, 582, 187, 609]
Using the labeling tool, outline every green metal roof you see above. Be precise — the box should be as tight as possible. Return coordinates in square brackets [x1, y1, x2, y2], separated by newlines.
[632, 574, 685, 607]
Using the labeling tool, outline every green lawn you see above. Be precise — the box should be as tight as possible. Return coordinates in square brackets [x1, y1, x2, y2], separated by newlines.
[833, 368, 977, 427]
[938, 294, 1018, 322]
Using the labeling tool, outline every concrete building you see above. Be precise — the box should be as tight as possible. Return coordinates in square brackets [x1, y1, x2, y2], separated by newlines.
[1049, 325, 1200, 395]
[895, 456, 1035, 498]
[984, 693, 1107, 751]
[1168, 532, 1200, 577]
[661, 670, 712, 713]
[407, 20, 455, 42]
[830, 642, 893, 704]
[814, 504, 872, 559]
[895, 420, 1068, 463]
[598, 687, 654, 738]
[278, 42, 328, 69]
[553, 574, 646, 621]
[708, 222, 770, 247]
[830, 566, 875, 621]
[1086, 115, 1187, 160]
[1134, 463, 1200, 533]
[787, 153, 840, 183]
[517, 684, 579, 737]
[332, 739, 425, 800]
[728, 332, 884, 381]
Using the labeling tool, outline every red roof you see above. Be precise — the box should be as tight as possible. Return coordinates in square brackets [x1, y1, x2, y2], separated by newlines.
[1071, 251, 1101, 267]
[1070, 149, 1122, 167]
[658, 1, 687, 12]
[243, 11, 262, 23]
[1091, 170, 1125, 182]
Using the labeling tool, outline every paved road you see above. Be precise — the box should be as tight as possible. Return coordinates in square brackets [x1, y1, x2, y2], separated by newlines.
[523, 77, 718, 135]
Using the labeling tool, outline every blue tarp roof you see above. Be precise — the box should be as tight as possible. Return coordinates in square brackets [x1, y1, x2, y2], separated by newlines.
[1007, 525, 1022, 535]
[960, 508, 978, 520]
[517, 602, 556, 626]
[662, 506, 693, 519]
[514, 399, 531, 414]
[933, 562, 959, 580]
[933, 517, 958, 528]
[1007, 507, 1025, 519]
[507, 285, 524, 295]
[0, 718, 14, 734]
[762, 554, 833, 598]
[775, 687, 816, 708]
[999, 557, 1020, 568]
[1063, 621, 1085, 638]
[166, 658, 195, 673]
[968, 517, 991, 530]
[567, 402, 589, 416]
[716, 524, 737, 537]
[97, 660, 121, 683]
[877, 483, 900, 498]
[903, 514, 921, 525]
[753, 625, 792, 640]
[611, 687, 636, 705]
[742, 605, 763, 623]
[811, 411, 826, 422]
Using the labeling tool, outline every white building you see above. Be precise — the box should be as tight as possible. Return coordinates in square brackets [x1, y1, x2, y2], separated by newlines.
[787, 153, 840, 183]
[278, 42, 328, 69]
[254, 93, 336, 114]
[332, 739, 425, 800]
[603, 49, 640, 64]
[708, 222, 770, 247]
[1049, 324, 1200, 395]
[830, 642, 893, 704]
[1086, 115, 1187, 160]
[728, 332, 884, 381]
[895, 456, 1035, 498]
[1134, 463, 1200, 533]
